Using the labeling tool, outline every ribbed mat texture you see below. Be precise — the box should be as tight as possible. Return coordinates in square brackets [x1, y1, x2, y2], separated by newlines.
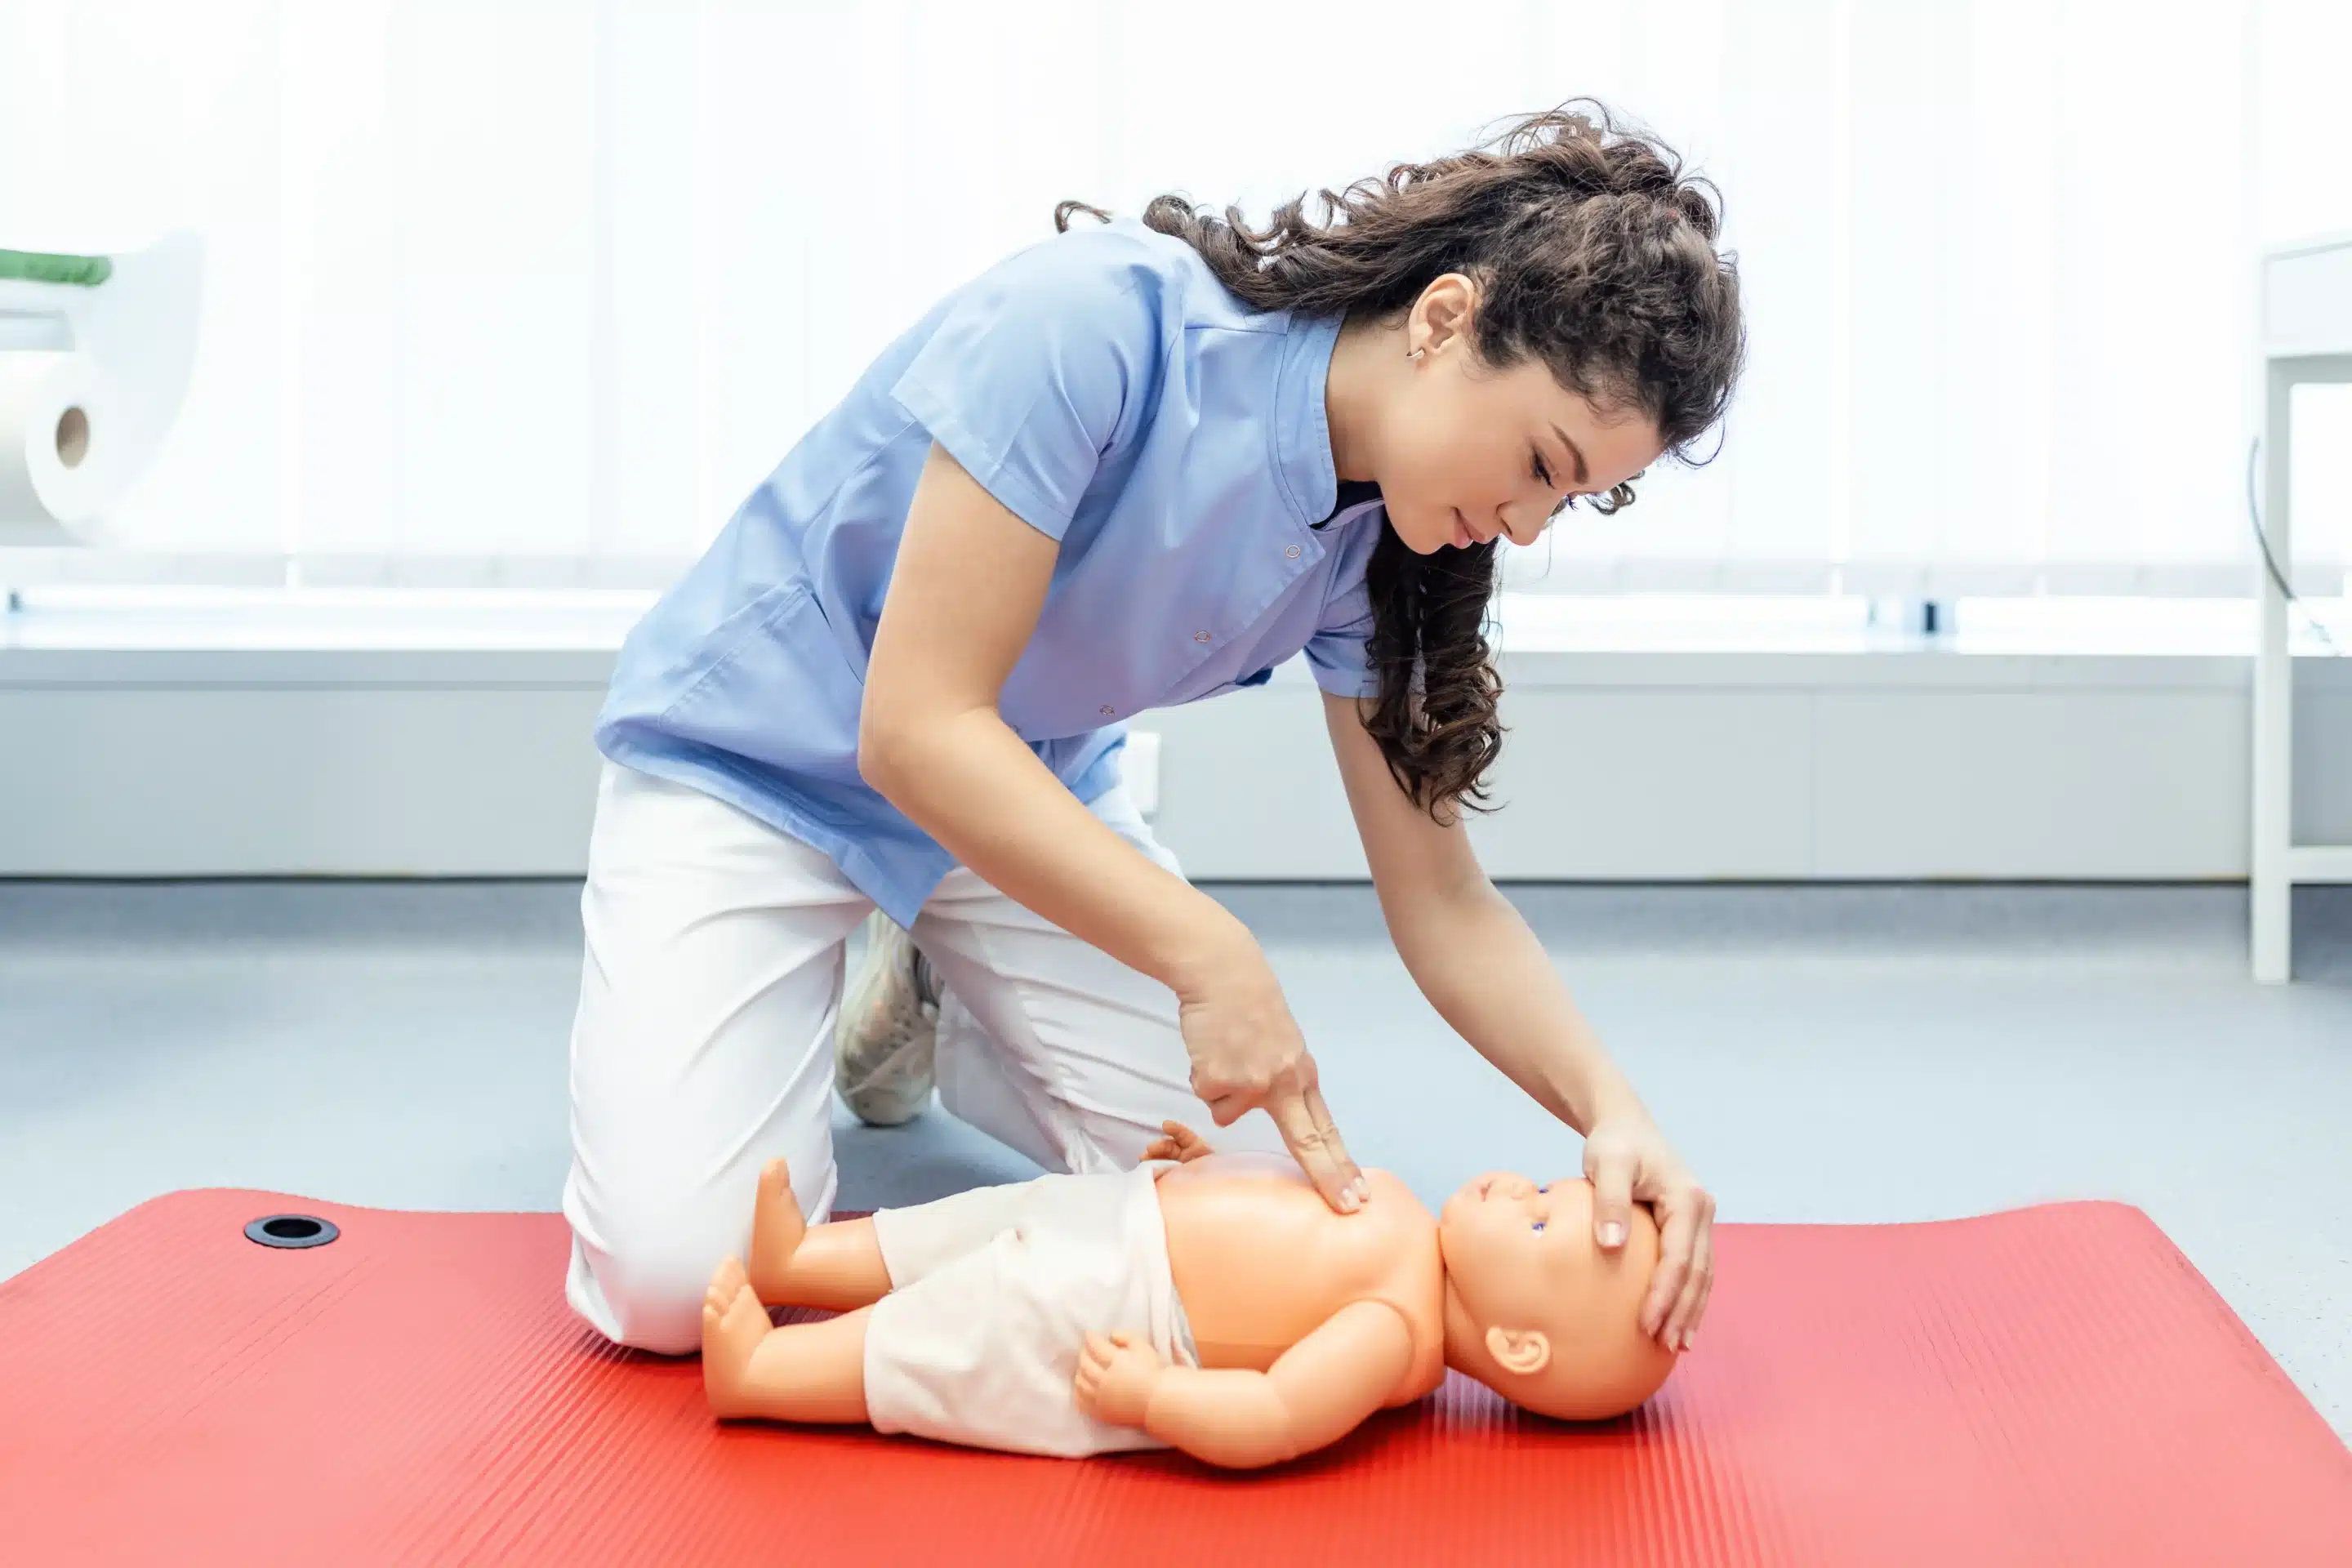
[2, 1189, 2346, 1566]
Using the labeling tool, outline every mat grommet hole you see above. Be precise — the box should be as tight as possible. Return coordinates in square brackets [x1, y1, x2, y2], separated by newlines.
[244, 1214, 339, 1249]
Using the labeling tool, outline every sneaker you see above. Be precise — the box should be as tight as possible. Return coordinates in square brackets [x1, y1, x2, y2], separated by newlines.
[834, 911, 940, 1126]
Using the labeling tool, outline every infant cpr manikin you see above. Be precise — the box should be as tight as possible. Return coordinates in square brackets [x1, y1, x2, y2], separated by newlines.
[701, 1121, 1679, 1468]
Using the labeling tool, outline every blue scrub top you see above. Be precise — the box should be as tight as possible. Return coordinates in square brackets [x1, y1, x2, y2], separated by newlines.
[595, 217, 1390, 928]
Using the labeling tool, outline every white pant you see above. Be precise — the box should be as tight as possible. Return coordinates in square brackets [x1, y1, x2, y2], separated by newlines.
[562, 760, 1280, 1354]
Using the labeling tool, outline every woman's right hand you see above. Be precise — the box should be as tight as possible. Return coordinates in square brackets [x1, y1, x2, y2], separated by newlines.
[1174, 942, 1368, 1213]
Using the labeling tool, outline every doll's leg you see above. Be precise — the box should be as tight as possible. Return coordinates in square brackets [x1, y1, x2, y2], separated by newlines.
[703, 1258, 871, 1425]
[746, 1157, 890, 1311]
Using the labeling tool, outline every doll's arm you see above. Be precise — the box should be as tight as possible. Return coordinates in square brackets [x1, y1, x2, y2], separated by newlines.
[1140, 1298, 1414, 1469]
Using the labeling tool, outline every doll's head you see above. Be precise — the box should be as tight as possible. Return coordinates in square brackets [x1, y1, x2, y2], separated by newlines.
[1436, 1171, 1679, 1421]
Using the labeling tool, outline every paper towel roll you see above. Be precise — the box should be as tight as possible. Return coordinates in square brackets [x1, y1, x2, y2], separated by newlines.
[0, 350, 122, 534]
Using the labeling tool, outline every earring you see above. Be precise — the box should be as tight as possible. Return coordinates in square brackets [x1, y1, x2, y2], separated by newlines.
[1407, 348, 1424, 362]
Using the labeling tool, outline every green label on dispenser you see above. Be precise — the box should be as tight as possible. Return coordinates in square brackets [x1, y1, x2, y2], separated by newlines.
[0, 250, 114, 287]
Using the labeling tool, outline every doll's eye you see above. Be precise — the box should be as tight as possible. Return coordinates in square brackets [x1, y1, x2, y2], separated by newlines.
[1538, 1184, 1549, 1192]
[1531, 1221, 1546, 1232]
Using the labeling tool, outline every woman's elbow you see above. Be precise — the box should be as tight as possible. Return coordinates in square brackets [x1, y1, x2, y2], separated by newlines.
[857, 691, 926, 798]
[1379, 870, 1498, 951]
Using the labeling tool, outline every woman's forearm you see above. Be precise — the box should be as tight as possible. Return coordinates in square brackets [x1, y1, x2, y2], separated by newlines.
[1387, 883, 1645, 1136]
[862, 705, 1246, 994]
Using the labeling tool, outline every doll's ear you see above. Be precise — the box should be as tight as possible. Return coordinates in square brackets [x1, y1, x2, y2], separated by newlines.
[1484, 1326, 1552, 1376]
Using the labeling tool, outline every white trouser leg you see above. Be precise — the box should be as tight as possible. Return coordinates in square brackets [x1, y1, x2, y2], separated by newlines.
[562, 764, 1281, 1355]
[913, 782, 1286, 1174]
[562, 763, 869, 1354]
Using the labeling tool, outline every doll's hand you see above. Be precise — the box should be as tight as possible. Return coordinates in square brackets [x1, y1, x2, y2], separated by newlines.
[1074, 1330, 1165, 1428]
[1141, 1120, 1215, 1165]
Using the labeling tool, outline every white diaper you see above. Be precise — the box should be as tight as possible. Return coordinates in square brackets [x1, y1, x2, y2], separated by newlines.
[862, 1164, 1195, 1459]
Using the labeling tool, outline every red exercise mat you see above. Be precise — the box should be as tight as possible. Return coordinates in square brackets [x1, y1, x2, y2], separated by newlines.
[2, 1189, 2346, 1566]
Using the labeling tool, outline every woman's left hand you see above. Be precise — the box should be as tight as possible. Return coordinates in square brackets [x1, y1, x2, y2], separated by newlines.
[1583, 1111, 1714, 1352]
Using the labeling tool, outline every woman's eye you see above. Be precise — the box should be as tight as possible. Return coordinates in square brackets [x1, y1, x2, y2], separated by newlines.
[1533, 452, 1553, 488]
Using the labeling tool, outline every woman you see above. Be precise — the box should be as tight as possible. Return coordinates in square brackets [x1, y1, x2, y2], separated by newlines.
[565, 101, 1745, 1358]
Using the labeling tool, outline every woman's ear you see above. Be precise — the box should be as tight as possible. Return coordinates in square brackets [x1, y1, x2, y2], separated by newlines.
[1484, 1325, 1553, 1375]
[1412, 273, 1480, 357]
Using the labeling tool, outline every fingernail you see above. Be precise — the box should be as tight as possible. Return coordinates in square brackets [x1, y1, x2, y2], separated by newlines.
[1600, 1223, 1627, 1247]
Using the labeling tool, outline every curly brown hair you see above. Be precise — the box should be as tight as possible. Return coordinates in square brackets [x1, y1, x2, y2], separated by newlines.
[1058, 100, 1746, 819]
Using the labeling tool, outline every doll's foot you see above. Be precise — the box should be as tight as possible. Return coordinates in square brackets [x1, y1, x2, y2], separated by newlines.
[702, 1257, 769, 1419]
[746, 1157, 807, 1303]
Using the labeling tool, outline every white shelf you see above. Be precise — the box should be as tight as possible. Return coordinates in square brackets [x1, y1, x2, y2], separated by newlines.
[2251, 230, 2352, 980]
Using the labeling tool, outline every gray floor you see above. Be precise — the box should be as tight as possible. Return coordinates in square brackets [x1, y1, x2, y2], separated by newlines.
[2, 881, 2347, 1441]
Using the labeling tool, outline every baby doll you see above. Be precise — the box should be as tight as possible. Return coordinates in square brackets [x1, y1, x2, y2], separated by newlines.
[702, 1122, 1678, 1468]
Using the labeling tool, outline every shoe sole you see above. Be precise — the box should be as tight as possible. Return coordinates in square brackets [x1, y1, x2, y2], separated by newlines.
[835, 920, 938, 1125]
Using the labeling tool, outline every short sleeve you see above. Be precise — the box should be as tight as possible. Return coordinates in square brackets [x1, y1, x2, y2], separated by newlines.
[1303, 528, 1383, 700]
[889, 234, 1162, 543]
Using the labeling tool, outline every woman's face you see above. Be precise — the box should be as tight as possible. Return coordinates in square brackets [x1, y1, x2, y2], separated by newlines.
[1377, 275, 1668, 555]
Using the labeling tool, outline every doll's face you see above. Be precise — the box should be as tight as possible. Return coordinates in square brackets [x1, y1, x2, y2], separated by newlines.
[1437, 1172, 1598, 1329]
[1437, 1173, 1679, 1420]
